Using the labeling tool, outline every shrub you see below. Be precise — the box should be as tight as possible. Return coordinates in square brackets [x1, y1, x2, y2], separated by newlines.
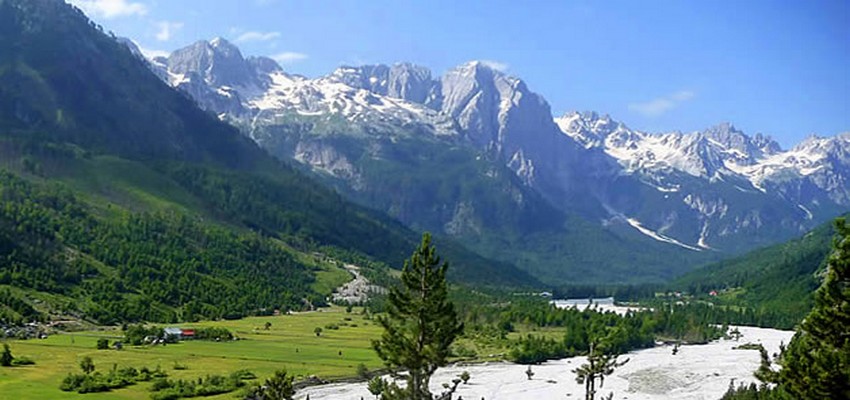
[11, 356, 35, 366]
[193, 327, 233, 341]
[356, 363, 370, 379]
[60, 364, 168, 393]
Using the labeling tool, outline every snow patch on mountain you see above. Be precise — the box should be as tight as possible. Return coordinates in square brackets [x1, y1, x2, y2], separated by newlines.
[626, 218, 703, 252]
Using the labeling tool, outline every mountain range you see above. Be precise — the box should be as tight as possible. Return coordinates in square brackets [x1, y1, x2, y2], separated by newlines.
[0, 0, 539, 324]
[124, 36, 849, 283]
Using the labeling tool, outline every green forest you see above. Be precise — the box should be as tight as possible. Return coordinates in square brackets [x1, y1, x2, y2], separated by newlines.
[0, 170, 319, 323]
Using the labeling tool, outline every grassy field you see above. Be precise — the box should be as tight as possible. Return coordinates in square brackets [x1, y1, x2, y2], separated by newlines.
[0, 306, 384, 399]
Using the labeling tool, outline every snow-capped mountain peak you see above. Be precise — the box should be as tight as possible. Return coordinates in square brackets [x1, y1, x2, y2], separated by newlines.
[556, 112, 793, 178]
[137, 37, 849, 255]
[555, 111, 849, 210]
[555, 111, 632, 149]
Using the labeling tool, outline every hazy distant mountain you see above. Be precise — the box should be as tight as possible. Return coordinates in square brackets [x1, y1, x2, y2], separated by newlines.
[556, 112, 849, 251]
[132, 37, 850, 282]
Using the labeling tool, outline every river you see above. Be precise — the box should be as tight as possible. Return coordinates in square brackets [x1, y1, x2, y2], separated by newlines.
[296, 325, 793, 399]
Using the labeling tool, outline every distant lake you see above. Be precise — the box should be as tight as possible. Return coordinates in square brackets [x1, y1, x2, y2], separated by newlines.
[551, 296, 616, 307]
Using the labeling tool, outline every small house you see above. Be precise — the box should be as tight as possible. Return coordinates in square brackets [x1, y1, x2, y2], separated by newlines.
[164, 327, 183, 340]
[180, 329, 195, 339]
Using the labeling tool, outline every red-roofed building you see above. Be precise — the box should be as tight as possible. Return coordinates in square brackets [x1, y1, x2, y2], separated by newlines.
[180, 329, 195, 339]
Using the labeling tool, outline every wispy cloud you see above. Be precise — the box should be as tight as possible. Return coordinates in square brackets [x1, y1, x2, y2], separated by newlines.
[628, 90, 695, 117]
[155, 21, 183, 42]
[68, 0, 148, 19]
[479, 59, 508, 72]
[272, 52, 308, 64]
[235, 31, 281, 43]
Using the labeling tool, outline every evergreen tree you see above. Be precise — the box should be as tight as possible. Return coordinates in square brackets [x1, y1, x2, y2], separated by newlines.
[372, 233, 464, 400]
[367, 376, 385, 399]
[573, 340, 629, 400]
[80, 356, 95, 374]
[778, 218, 850, 399]
[1, 344, 13, 367]
[244, 370, 295, 400]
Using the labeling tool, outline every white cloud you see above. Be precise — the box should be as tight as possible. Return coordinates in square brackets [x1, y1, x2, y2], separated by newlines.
[629, 90, 696, 117]
[669, 90, 695, 102]
[68, 0, 148, 19]
[155, 21, 183, 42]
[479, 59, 508, 72]
[235, 31, 281, 43]
[272, 52, 308, 64]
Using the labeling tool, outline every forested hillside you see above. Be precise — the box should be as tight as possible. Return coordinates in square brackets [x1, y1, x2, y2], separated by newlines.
[674, 214, 847, 327]
[0, 171, 318, 323]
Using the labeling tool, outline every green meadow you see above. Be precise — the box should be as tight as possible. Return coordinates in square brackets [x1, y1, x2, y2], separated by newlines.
[0, 306, 384, 399]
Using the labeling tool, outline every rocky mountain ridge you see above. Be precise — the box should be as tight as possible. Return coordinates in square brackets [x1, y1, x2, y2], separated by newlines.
[126, 37, 849, 265]
[556, 111, 849, 216]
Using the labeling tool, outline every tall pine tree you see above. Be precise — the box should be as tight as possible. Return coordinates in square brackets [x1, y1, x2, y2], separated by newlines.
[372, 233, 464, 400]
[778, 217, 850, 399]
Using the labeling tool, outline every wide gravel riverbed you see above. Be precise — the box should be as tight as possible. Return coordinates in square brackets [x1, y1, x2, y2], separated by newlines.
[296, 325, 793, 400]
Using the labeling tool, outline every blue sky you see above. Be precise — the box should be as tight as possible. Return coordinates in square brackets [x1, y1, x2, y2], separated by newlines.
[68, 0, 848, 148]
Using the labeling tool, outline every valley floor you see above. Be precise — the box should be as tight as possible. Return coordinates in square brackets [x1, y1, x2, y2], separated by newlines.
[0, 307, 384, 399]
[297, 326, 793, 400]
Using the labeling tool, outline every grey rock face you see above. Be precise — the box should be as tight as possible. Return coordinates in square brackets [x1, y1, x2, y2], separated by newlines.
[387, 63, 438, 105]
[439, 62, 566, 159]
[247, 56, 282, 75]
[436, 62, 617, 217]
[327, 63, 440, 106]
[168, 38, 259, 89]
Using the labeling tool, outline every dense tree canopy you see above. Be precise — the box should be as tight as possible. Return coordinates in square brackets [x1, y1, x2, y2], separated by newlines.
[0, 171, 317, 323]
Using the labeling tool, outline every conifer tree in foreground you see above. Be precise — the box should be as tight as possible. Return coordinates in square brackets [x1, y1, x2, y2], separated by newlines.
[777, 217, 850, 399]
[372, 233, 464, 400]
[573, 340, 629, 400]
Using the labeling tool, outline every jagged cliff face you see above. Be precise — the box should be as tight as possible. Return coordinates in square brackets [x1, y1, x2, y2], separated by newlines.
[132, 37, 850, 258]
[326, 63, 441, 105]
